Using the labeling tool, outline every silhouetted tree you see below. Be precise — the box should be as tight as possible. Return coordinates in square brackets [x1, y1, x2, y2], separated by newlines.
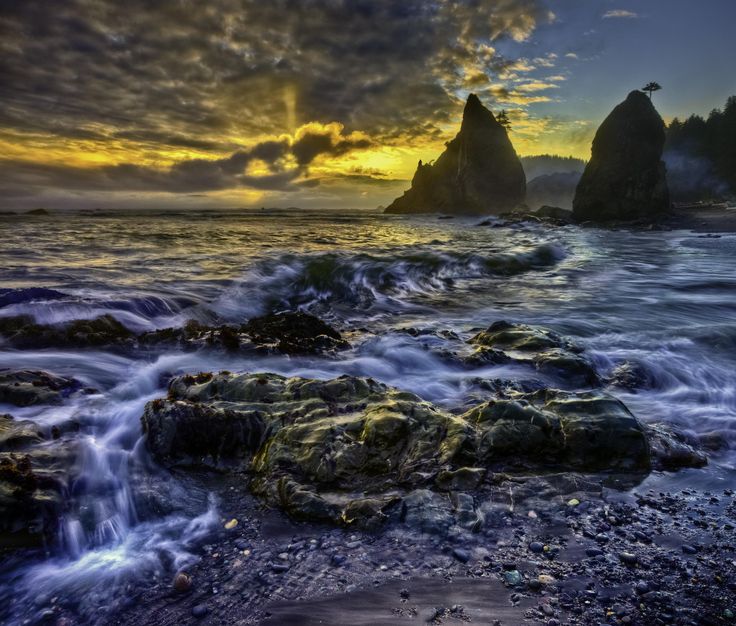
[665, 94, 736, 199]
[496, 109, 511, 130]
[642, 82, 662, 100]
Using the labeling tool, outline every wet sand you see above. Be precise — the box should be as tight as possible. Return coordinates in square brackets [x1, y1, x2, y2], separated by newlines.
[666, 207, 736, 233]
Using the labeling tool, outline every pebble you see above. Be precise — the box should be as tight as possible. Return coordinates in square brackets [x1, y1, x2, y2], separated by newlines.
[529, 541, 545, 554]
[682, 544, 698, 554]
[331, 554, 346, 566]
[635, 581, 649, 594]
[192, 604, 208, 619]
[224, 518, 238, 530]
[585, 547, 604, 557]
[271, 563, 290, 573]
[538, 574, 556, 585]
[503, 570, 522, 586]
[619, 552, 638, 565]
[173, 571, 192, 593]
[567, 498, 580, 507]
[452, 548, 470, 563]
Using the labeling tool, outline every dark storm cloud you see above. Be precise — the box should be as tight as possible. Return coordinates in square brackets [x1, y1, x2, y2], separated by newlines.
[0, 0, 549, 140]
[0, 128, 379, 196]
[0, 0, 550, 197]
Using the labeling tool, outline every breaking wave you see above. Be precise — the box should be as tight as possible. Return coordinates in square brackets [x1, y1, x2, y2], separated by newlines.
[213, 244, 566, 318]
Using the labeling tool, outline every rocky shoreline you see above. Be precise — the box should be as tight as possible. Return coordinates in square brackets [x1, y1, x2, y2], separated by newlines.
[2, 309, 733, 625]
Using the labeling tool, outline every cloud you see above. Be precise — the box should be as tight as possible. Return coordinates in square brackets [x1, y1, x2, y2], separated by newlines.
[0, 0, 557, 203]
[0, 122, 375, 197]
[602, 10, 639, 19]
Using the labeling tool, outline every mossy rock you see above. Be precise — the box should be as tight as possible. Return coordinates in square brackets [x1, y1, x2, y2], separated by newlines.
[141, 372, 684, 527]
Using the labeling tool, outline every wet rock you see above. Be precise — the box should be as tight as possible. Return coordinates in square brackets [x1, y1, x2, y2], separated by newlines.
[467, 321, 598, 387]
[385, 94, 525, 215]
[142, 372, 685, 528]
[0, 370, 83, 406]
[608, 360, 657, 391]
[452, 548, 470, 563]
[172, 571, 192, 593]
[0, 414, 44, 449]
[529, 541, 545, 554]
[399, 490, 454, 534]
[461, 388, 651, 472]
[139, 320, 241, 352]
[573, 90, 670, 222]
[0, 314, 134, 350]
[647, 424, 708, 470]
[191, 604, 208, 618]
[0, 441, 77, 547]
[240, 311, 349, 354]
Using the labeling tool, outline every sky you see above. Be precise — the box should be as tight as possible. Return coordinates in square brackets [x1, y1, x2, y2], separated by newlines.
[1, 0, 734, 210]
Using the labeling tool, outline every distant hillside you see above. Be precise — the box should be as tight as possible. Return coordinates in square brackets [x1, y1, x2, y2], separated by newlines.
[521, 155, 586, 180]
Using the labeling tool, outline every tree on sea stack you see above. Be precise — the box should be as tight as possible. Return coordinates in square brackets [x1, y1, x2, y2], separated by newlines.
[497, 109, 512, 131]
[642, 82, 662, 100]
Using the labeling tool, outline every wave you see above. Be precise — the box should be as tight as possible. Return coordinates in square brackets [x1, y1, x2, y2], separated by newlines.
[0, 287, 68, 308]
[213, 244, 566, 318]
[0, 292, 200, 331]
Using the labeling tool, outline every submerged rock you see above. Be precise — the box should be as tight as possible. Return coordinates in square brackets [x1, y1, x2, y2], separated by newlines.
[467, 321, 598, 387]
[0, 370, 83, 406]
[141, 371, 688, 527]
[385, 94, 525, 215]
[1, 311, 348, 356]
[241, 311, 349, 354]
[0, 314, 134, 350]
[573, 90, 670, 222]
[0, 415, 76, 547]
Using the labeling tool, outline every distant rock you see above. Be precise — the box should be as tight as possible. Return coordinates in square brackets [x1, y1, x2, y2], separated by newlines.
[573, 90, 670, 222]
[25, 208, 49, 215]
[385, 94, 525, 215]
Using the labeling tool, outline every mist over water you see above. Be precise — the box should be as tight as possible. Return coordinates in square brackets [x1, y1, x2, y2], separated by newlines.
[1, 208, 735, 623]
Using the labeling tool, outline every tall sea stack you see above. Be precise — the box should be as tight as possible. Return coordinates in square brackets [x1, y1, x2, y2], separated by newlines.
[573, 90, 670, 222]
[385, 94, 525, 215]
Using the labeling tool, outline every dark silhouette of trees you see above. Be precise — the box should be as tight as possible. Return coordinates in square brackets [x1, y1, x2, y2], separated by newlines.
[665, 95, 736, 199]
[496, 109, 511, 130]
[642, 82, 662, 100]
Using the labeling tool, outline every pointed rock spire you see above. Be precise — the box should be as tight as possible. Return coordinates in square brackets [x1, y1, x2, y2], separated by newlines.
[385, 94, 526, 215]
[573, 90, 670, 222]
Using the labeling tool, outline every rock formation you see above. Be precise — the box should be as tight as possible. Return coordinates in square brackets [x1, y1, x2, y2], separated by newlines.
[385, 94, 526, 215]
[573, 90, 670, 222]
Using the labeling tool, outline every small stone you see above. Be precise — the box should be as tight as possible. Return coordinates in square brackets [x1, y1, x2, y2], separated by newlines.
[529, 541, 545, 554]
[619, 552, 638, 565]
[541, 603, 554, 616]
[538, 574, 556, 585]
[503, 570, 522, 586]
[331, 554, 346, 566]
[635, 581, 649, 594]
[681, 544, 697, 554]
[173, 571, 192, 593]
[567, 498, 580, 507]
[224, 518, 238, 530]
[271, 563, 290, 573]
[585, 547, 604, 558]
[452, 548, 470, 563]
[192, 605, 208, 619]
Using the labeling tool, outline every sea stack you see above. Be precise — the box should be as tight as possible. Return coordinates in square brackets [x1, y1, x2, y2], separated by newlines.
[385, 94, 525, 215]
[573, 90, 670, 222]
